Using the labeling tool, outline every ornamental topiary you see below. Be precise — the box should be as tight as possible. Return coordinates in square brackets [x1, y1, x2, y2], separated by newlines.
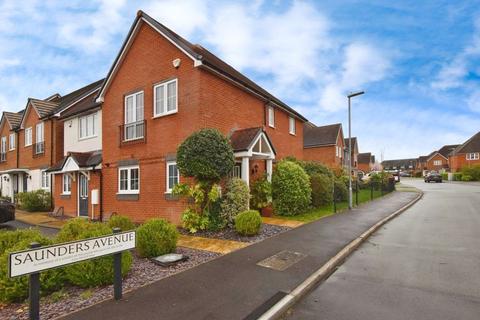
[272, 160, 311, 216]
[0, 230, 65, 303]
[177, 128, 235, 183]
[108, 215, 136, 231]
[136, 219, 178, 258]
[235, 210, 262, 236]
[220, 178, 250, 227]
[310, 173, 333, 207]
[57, 219, 133, 288]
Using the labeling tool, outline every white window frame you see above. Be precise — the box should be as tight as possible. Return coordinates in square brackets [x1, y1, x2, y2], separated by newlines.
[289, 116, 296, 135]
[166, 161, 180, 193]
[153, 79, 178, 118]
[1, 137, 6, 157]
[25, 127, 32, 146]
[78, 112, 98, 140]
[124, 91, 144, 141]
[62, 174, 72, 195]
[118, 165, 140, 194]
[268, 106, 275, 128]
[433, 160, 442, 166]
[36, 122, 44, 143]
[41, 170, 50, 189]
[9, 133, 15, 151]
[466, 152, 479, 160]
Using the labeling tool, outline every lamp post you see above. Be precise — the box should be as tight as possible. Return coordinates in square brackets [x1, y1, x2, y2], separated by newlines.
[347, 91, 364, 209]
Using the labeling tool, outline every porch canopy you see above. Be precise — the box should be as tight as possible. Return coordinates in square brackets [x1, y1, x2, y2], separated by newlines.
[230, 127, 276, 186]
[48, 151, 102, 180]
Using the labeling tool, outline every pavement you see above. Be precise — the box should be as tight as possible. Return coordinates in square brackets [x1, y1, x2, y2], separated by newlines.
[61, 190, 419, 320]
[285, 178, 480, 320]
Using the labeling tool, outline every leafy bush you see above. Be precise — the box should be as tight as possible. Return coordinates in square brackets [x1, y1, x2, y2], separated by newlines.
[272, 160, 311, 216]
[414, 171, 422, 178]
[57, 219, 132, 288]
[461, 174, 473, 181]
[107, 215, 136, 231]
[460, 165, 480, 181]
[235, 210, 262, 236]
[221, 178, 250, 226]
[453, 172, 463, 181]
[250, 176, 272, 210]
[441, 173, 448, 180]
[181, 208, 209, 233]
[0, 230, 64, 303]
[17, 190, 51, 212]
[333, 178, 348, 202]
[299, 161, 334, 177]
[310, 173, 333, 207]
[177, 128, 235, 183]
[136, 219, 178, 258]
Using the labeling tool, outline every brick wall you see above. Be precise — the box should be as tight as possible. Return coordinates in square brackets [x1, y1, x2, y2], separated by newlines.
[425, 153, 448, 171]
[0, 122, 17, 171]
[449, 154, 480, 172]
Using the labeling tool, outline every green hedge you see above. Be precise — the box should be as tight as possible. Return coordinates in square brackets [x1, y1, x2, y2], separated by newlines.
[235, 210, 262, 236]
[310, 173, 333, 207]
[136, 219, 178, 258]
[220, 178, 250, 227]
[460, 165, 480, 181]
[272, 160, 311, 216]
[108, 215, 136, 231]
[17, 190, 51, 212]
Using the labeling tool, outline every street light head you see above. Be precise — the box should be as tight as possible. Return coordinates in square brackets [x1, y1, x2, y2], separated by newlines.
[347, 91, 365, 98]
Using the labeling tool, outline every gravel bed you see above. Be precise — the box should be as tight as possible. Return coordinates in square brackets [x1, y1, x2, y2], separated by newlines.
[179, 223, 291, 243]
[0, 247, 220, 320]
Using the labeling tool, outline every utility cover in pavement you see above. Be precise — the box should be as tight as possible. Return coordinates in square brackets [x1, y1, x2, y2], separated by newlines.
[150, 253, 187, 267]
[257, 250, 307, 271]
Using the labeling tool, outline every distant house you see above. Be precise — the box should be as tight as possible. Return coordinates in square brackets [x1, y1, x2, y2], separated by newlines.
[416, 155, 428, 173]
[357, 152, 374, 173]
[449, 132, 480, 172]
[425, 144, 459, 172]
[344, 137, 359, 170]
[303, 123, 345, 169]
[382, 158, 417, 172]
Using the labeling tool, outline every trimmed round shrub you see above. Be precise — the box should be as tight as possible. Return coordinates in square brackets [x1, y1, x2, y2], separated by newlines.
[57, 219, 133, 288]
[235, 210, 262, 236]
[310, 173, 333, 207]
[250, 176, 272, 210]
[272, 160, 311, 216]
[136, 219, 178, 258]
[177, 128, 235, 183]
[108, 215, 136, 231]
[334, 178, 348, 201]
[17, 190, 51, 212]
[0, 230, 65, 303]
[220, 178, 250, 227]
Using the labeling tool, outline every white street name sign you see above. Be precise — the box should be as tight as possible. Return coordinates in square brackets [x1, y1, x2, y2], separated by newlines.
[9, 231, 135, 277]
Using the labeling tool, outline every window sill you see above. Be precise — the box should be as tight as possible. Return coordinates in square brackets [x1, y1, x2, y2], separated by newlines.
[268, 125, 275, 129]
[78, 135, 98, 141]
[116, 193, 139, 201]
[122, 137, 145, 142]
[289, 132, 296, 136]
[152, 110, 178, 119]
[61, 193, 71, 196]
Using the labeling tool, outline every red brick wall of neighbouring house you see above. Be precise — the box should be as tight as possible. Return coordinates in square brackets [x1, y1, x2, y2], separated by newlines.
[303, 131, 345, 169]
[53, 171, 101, 219]
[449, 154, 480, 172]
[100, 22, 305, 223]
[0, 122, 17, 171]
[425, 153, 448, 171]
[357, 162, 371, 173]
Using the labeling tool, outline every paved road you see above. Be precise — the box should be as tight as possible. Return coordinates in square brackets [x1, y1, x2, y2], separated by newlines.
[285, 178, 480, 320]
[0, 219, 58, 236]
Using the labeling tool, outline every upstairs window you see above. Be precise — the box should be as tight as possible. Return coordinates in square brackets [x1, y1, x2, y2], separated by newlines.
[118, 166, 140, 194]
[466, 153, 479, 160]
[9, 133, 15, 150]
[35, 122, 44, 154]
[79, 113, 97, 139]
[289, 116, 296, 135]
[124, 92, 144, 141]
[1, 137, 6, 161]
[166, 161, 179, 193]
[154, 79, 178, 117]
[268, 106, 275, 127]
[25, 127, 32, 146]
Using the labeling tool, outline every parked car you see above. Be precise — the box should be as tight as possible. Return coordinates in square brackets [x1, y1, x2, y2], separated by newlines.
[400, 171, 411, 177]
[424, 172, 442, 183]
[0, 200, 15, 224]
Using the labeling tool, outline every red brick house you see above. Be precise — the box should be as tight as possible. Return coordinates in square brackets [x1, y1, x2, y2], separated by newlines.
[357, 152, 374, 173]
[424, 144, 459, 172]
[449, 131, 480, 172]
[303, 123, 345, 169]
[95, 11, 308, 223]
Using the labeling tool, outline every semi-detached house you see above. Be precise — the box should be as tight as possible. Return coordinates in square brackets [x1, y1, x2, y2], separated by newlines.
[1, 10, 354, 224]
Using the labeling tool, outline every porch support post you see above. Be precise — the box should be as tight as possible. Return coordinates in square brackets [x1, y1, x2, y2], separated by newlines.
[266, 159, 273, 182]
[241, 157, 250, 187]
[8, 174, 14, 203]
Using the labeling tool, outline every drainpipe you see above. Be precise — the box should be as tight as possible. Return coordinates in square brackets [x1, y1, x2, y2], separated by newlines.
[98, 168, 103, 222]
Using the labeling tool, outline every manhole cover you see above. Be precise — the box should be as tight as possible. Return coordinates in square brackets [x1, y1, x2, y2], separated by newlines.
[257, 250, 307, 271]
[150, 253, 188, 267]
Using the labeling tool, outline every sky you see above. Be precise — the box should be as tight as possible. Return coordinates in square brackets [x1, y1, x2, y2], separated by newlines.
[0, 0, 479, 160]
